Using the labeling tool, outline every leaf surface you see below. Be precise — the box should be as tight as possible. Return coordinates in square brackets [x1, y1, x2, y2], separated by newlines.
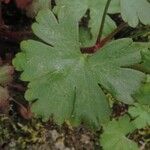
[55, 0, 117, 47]
[134, 75, 150, 105]
[129, 103, 150, 129]
[141, 48, 150, 73]
[101, 0, 150, 27]
[120, 0, 150, 27]
[101, 116, 138, 150]
[13, 9, 147, 127]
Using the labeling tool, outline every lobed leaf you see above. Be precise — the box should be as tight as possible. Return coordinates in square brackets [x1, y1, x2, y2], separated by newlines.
[141, 48, 150, 73]
[134, 75, 150, 105]
[101, 116, 138, 150]
[128, 103, 150, 129]
[120, 0, 150, 27]
[13, 8, 149, 127]
[55, 0, 117, 47]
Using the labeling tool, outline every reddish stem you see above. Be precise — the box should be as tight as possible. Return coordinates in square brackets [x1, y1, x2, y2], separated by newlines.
[81, 23, 127, 53]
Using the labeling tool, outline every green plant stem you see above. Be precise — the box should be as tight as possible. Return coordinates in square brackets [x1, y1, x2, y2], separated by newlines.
[98, 0, 112, 42]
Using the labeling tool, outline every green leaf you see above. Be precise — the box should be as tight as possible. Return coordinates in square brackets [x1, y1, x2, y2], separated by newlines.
[101, 116, 138, 150]
[134, 75, 150, 105]
[13, 9, 147, 127]
[128, 103, 150, 129]
[55, 0, 117, 47]
[141, 48, 150, 73]
[108, 0, 120, 14]
[120, 0, 150, 27]
[106, 0, 150, 27]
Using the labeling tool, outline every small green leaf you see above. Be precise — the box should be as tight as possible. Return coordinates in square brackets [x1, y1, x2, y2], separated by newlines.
[120, 0, 150, 27]
[141, 48, 150, 73]
[129, 103, 150, 129]
[101, 116, 138, 150]
[134, 75, 150, 105]
[107, 0, 150, 27]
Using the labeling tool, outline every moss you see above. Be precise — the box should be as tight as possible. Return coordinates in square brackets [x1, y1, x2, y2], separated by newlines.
[0, 114, 46, 149]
